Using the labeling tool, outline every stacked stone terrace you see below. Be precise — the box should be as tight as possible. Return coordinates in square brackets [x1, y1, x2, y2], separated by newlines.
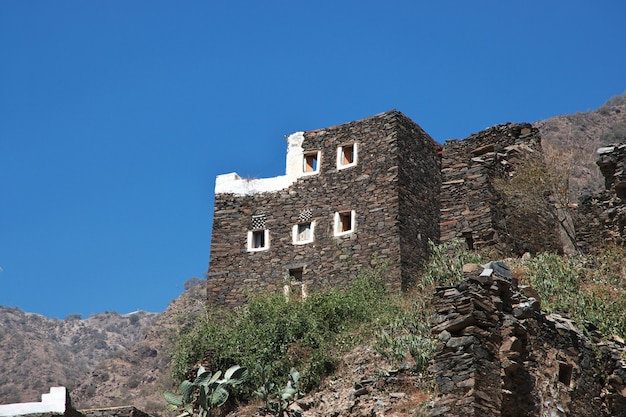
[440, 123, 561, 255]
[428, 263, 626, 416]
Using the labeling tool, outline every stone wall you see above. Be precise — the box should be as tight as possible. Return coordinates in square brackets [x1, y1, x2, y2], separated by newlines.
[440, 123, 562, 256]
[428, 263, 626, 416]
[207, 111, 440, 307]
[396, 115, 442, 289]
[576, 143, 626, 252]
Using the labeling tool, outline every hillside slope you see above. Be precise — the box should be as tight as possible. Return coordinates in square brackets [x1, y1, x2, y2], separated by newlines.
[0, 307, 156, 403]
[533, 92, 626, 198]
[70, 279, 206, 416]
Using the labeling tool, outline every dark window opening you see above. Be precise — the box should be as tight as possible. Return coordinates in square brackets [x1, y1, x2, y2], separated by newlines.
[296, 223, 312, 242]
[339, 212, 352, 232]
[616, 183, 626, 200]
[558, 362, 573, 386]
[289, 267, 303, 281]
[463, 232, 474, 250]
[341, 144, 354, 165]
[251, 230, 266, 249]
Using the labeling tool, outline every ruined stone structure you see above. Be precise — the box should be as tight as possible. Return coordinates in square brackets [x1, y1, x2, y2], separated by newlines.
[576, 143, 626, 252]
[428, 264, 626, 417]
[207, 110, 441, 307]
[440, 123, 561, 256]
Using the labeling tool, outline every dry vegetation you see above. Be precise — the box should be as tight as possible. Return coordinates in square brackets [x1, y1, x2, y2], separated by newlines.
[534, 91, 626, 198]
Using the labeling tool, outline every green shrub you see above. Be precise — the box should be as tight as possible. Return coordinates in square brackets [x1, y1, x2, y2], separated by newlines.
[518, 252, 582, 314]
[164, 365, 248, 417]
[170, 264, 398, 394]
[373, 296, 435, 372]
[421, 239, 483, 289]
[517, 248, 626, 339]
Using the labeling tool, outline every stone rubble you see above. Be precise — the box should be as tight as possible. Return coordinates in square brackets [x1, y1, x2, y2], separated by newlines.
[427, 263, 626, 416]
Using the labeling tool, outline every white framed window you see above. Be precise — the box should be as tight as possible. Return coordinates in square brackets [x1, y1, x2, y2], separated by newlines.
[337, 143, 358, 170]
[334, 210, 355, 236]
[247, 229, 269, 251]
[302, 151, 321, 175]
[292, 221, 315, 245]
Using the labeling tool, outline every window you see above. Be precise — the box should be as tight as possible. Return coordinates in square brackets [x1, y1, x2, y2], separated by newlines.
[337, 143, 358, 169]
[293, 221, 315, 244]
[248, 229, 269, 251]
[334, 211, 355, 236]
[302, 151, 321, 175]
[288, 267, 303, 281]
[284, 267, 308, 301]
[463, 231, 474, 250]
[558, 362, 573, 386]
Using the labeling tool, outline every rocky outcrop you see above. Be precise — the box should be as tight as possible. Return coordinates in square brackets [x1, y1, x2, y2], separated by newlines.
[428, 262, 626, 416]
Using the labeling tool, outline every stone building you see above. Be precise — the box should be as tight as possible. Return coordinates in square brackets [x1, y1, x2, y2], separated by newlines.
[207, 110, 441, 307]
[576, 143, 626, 252]
[440, 123, 562, 256]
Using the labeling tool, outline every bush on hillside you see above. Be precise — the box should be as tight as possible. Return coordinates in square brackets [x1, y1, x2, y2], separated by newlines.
[170, 264, 400, 394]
[515, 245, 626, 338]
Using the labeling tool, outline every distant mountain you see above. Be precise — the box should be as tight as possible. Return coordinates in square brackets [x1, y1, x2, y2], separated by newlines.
[0, 306, 157, 404]
[70, 279, 206, 416]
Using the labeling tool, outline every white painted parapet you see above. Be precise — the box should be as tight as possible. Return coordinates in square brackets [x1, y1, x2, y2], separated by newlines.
[285, 131, 306, 178]
[215, 132, 307, 196]
[0, 387, 68, 416]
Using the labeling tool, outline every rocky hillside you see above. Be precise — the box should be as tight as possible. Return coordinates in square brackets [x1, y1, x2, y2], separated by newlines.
[0, 306, 157, 403]
[70, 278, 207, 416]
[534, 91, 626, 198]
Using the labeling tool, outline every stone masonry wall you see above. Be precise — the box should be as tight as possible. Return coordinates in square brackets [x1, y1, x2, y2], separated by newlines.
[428, 263, 626, 417]
[207, 111, 440, 307]
[396, 115, 442, 289]
[576, 143, 626, 252]
[440, 123, 561, 256]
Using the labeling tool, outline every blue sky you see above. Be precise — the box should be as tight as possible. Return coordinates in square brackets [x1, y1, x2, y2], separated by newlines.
[1, 1, 625, 319]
